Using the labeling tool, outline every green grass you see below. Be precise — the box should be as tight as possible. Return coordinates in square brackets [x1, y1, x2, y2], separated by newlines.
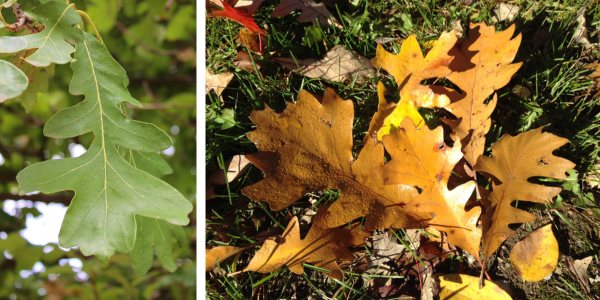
[206, 0, 600, 298]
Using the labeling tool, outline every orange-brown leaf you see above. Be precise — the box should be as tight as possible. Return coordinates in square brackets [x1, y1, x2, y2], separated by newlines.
[242, 88, 426, 231]
[206, 246, 244, 271]
[208, 0, 267, 35]
[474, 127, 575, 259]
[244, 215, 355, 279]
[442, 23, 522, 166]
[378, 118, 482, 259]
[238, 29, 261, 52]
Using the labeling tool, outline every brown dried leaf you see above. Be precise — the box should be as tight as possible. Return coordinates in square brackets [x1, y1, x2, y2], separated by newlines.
[474, 127, 575, 259]
[378, 118, 482, 259]
[565, 256, 594, 294]
[205, 70, 234, 96]
[234, 0, 264, 14]
[271, 0, 341, 28]
[208, 155, 252, 185]
[238, 29, 261, 53]
[242, 88, 427, 231]
[442, 23, 522, 166]
[244, 214, 355, 279]
[206, 246, 244, 271]
[274, 45, 375, 83]
[584, 61, 600, 98]
[234, 50, 261, 72]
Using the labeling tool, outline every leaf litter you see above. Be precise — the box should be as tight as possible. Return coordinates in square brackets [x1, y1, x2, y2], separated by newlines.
[209, 20, 587, 299]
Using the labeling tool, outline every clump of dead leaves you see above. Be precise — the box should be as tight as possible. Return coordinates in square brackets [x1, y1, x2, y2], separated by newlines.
[208, 23, 579, 299]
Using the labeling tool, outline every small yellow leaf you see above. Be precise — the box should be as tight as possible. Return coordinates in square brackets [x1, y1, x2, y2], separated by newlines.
[437, 274, 512, 300]
[369, 31, 456, 141]
[205, 246, 244, 272]
[510, 224, 558, 281]
[376, 86, 425, 141]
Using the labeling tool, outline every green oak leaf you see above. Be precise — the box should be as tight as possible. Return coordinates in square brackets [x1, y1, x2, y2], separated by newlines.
[0, 60, 28, 102]
[130, 215, 186, 276]
[0, 1, 83, 67]
[118, 147, 173, 178]
[116, 129, 187, 276]
[16, 32, 192, 262]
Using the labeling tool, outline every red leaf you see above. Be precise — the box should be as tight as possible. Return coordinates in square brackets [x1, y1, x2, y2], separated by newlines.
[208, 0, 267, 35]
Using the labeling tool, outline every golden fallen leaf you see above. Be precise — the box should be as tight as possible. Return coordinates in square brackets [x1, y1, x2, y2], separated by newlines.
[474, 127, 575, 259]
[244, 211, 358, 279]
[274, 45, 375, 83]
[206, 246, 244, 271]
[510, 224, 558, 281]
[242, 88, 426, 231]
[442, 23, 522, 166]
[437, 274, 512, 299]
[369, 31, 457, 141]
[378, 118, 482, 260]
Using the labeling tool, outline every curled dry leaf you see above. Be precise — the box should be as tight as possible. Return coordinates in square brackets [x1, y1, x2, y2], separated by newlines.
[378, 117, 482, 260]
[369, 31, 458, 141]
[207, 0, 267, 35]
[442, 23, 522, 166]
[492, 2, 519, 23]
[510, 224, 558, 281]
[205, 69, 234, 96]
[274, 45, 375, 83]
[245, 205, 368, 280]
[436, 274, 512, 299]
[474, 127, 575, 260]
[242, 88, 428, 231]
[271, 0, 341, 28]
[206, 246, 244, 271]
[565, 256, 594, 294]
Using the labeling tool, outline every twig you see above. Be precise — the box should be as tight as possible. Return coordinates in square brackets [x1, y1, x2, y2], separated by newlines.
[165, 0, 175, 11]
[0, 192, 73, 206]
[114, 20, 180, 56]
[141, 80, 196, 129]
[3, 3, 45, 33]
